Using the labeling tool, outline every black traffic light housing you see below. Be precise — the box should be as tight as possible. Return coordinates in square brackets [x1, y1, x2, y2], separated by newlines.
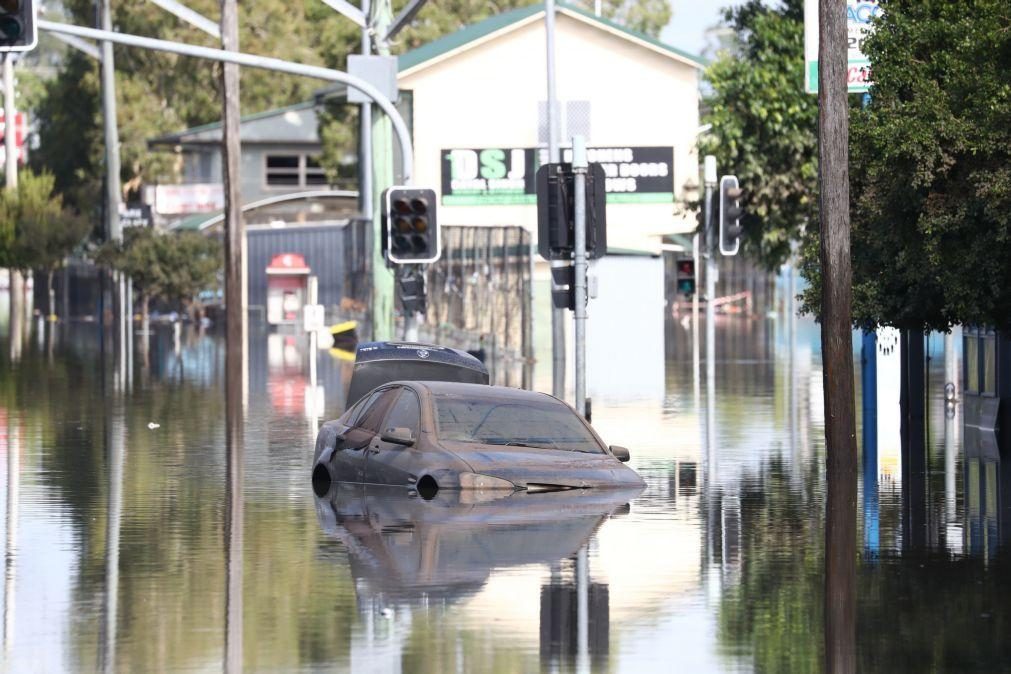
[535, 162, 607, 261]
[383, 186, 440, 264]
[719, 175, 743, 256]
[0, 0, 36, 52]
[675, 257, 695, 296]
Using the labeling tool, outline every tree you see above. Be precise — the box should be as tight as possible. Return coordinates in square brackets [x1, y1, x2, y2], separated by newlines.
[98, 227, 222, 325]
[0, 170, 91, 318]
[815, 0, 1011, 332]
[699, 0, 819, 271]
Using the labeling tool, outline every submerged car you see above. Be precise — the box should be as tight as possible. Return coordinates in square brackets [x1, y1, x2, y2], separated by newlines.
[312, 379, 644, 495]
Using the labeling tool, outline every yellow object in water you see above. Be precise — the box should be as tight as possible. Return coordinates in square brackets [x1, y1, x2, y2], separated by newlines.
[330, 320, 358, 336]
[329, 347, 356, 362]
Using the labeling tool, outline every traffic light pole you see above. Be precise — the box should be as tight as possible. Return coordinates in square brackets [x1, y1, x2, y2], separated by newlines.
[703, 155, 717, 455]
[545, 0, 566, 400]
[3, 54, 24, 363]
[572, 136, 588, 418]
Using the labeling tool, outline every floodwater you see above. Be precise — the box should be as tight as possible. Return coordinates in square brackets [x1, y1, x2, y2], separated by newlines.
[0, 310, 1008, 673]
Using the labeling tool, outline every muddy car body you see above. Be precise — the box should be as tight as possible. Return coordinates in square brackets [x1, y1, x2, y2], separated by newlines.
[312, 380, 644, 495]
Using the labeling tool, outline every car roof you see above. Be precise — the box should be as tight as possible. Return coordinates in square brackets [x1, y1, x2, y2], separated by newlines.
[399, 381, 560, 403]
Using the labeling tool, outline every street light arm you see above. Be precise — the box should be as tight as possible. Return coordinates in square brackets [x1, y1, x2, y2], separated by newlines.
[147, 0, 221, 39]
[383, 0, 426, 42]
[318, 0, 366, 27]
[36, 19, 413, 184]
[50, 32, 101, 60]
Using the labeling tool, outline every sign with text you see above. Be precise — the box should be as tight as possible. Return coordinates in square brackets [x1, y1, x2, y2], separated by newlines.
[154, 183, 224, 215]
[441, 146, 673, 205]
[804, 0, 879, 93]
[119, 203, 153, 228]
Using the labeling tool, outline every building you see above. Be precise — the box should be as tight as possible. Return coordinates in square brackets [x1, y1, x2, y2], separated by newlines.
[150, 3, 704, 253]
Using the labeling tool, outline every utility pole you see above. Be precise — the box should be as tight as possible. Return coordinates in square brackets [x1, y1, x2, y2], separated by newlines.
[4, 54, 23, 363]
[545, 0, 565, 400]
[100, 0, 128, 383]
[370, 0, 395, 341]
[572, 135, 588, 418]
[818, 0, 857, 671]
[220, 0, 245, 406]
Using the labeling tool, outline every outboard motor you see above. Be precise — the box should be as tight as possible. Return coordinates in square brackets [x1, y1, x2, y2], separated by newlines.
[346, 342, 489, 406]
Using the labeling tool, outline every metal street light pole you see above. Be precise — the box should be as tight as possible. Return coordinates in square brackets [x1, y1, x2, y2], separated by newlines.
[572, 135, 588, 418]
[3, 55, 23, 364]
[545, 0, 565, 400]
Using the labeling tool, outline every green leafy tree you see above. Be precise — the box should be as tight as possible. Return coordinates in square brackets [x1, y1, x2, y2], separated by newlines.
[805, 0, 1011, 331]
[0, 170, 91, 317]
[700, 0, 818, 270]
[98, 227, 222, 323]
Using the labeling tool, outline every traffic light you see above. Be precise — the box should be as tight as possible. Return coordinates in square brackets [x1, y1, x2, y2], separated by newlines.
[0, 0, 37, 52]
[675, 257, 695, 296]
[536, 163, 607, 261]
[719, 175, 743, 256]
[383, 187, 440, 264]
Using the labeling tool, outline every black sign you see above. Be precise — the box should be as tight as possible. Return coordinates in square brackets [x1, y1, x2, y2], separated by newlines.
[119, 203, 153, 228]
[442, 146, 674, 205]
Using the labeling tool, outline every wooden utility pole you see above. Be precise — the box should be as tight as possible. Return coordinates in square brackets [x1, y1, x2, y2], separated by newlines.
[818, 0, 857, 672]
[220, 2, 244, 669]
[220, 0, 245, 401]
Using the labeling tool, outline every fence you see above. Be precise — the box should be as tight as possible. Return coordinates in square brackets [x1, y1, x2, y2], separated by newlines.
[421, 226, 533, 388]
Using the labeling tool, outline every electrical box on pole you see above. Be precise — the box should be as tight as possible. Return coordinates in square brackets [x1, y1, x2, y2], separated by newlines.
[0, 0, 37, 52]
[719, 175, 744, 256]
[535, 162, 607, 262]
[382, 186, 440, 264]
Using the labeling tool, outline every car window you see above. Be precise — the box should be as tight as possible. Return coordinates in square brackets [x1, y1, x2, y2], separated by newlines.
[358, 389, 400, 433]
[347, 390, 381, 427]
[433, 395, 603, 454]
[384, 389, 422, 435]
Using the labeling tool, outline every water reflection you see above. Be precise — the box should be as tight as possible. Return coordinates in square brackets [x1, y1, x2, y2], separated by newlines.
[7, 305, 1011, 671]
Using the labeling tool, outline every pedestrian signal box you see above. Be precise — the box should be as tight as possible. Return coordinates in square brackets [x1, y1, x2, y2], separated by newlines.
[719, 175, 744, 256]
[0, 0, 36, 52]
[675, 258, 696, 296]
[383, 187, 440, 264]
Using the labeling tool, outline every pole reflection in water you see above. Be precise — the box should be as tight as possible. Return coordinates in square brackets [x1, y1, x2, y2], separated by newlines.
[225, 344, 244, 673]
[3, 411, 19, 657]
[824, 434, 857, 673]
[101, 403, 125, 673]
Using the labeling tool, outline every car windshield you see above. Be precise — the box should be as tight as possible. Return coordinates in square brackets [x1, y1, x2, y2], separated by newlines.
[433, 394, 604, 454]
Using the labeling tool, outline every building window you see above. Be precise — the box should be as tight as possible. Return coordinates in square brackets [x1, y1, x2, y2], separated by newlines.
[305, 155, 327, 186]
[265, 154, 329, 188]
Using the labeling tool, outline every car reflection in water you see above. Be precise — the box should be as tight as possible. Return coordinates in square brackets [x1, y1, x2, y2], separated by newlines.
[315, 482, 643, 668]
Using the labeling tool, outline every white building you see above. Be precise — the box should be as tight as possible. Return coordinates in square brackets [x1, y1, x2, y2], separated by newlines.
[400, 3, 704, 252]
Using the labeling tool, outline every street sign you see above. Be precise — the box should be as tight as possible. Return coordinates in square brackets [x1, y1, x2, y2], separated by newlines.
[303, 304, 325, 333]
[119, 202, 153, 228]
[804, 0, 878, 93]
[0, 111, 26, 146]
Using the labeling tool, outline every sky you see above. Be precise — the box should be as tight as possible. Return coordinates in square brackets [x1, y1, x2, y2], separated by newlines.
[660, 0, 748, 58]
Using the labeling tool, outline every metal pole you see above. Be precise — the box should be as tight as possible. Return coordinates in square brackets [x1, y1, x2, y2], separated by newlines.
[370, 0, 396, 341]
[99, 0, 127, 382]
[572, 136, 588, 418]
[3, 55, 23, 365]
[704, 155, 717, 446]
[692, 232, 700, 412]
[38, 20, 415, 183]
[359, 0, 372, 223]
[545, 0, 565, 400]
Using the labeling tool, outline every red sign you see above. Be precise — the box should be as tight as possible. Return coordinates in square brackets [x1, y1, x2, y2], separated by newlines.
[0, 112, 27, 147]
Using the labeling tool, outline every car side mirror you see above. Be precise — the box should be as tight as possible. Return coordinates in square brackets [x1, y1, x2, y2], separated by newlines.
[381, 427, 415, 446]
[610, 445, 631, 462]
